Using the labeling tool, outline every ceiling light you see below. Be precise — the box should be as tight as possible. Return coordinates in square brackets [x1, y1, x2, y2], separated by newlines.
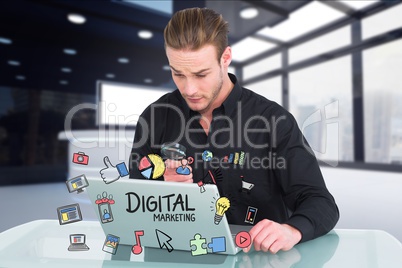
[0, 37, 12, 45]
[118, 57, 129, 64]
[16, 75, 25, 80]
[67, 13, 86, 24]
[162, 65, 170, 71]
[339, 0, 379, 10]
[8, 60, 20, 66]
[60, 80, 69, 85]
[61, 67, 72, 73]
[144, 78, 153, 84]
[240, 7, 259, 19]
[106, 73, 115, 79]
[63, 48, 77, 55]
[138, 30, 153, 39]
[257, 1, 344, 42]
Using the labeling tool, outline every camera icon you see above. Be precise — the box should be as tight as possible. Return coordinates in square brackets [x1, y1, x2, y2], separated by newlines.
[72, 152, 89, 165]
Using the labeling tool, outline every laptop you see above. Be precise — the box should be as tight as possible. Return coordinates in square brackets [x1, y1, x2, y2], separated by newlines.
[85, 177, 252, 255]
[68, 234, 90, 251]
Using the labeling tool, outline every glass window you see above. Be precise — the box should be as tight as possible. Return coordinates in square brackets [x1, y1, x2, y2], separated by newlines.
[244, 76, 282, 106]
[363, 39, 402, 165]
[257, 1, 345, 42]
[228, 66, 236, 76]
[289, 56, 353, 164]
[362, 4, 402, 40]
[289, 25, 350, 65]
[243, 53, 282, 81]
[231, 37, 276, 62]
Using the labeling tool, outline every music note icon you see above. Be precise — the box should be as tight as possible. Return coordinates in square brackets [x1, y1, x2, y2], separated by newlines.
[132, 230, 144, 255]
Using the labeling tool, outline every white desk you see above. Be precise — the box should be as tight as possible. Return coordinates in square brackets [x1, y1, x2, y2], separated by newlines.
[1, 220, 402, 267]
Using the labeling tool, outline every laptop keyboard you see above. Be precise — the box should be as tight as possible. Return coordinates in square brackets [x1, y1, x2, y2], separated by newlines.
[68, 244, 89, 251]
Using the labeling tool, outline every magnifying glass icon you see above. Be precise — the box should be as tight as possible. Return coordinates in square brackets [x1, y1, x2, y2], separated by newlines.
[161, 142, 187, 160]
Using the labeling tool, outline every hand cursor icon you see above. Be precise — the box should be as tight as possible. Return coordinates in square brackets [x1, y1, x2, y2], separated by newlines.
[100, 156, 129, 184]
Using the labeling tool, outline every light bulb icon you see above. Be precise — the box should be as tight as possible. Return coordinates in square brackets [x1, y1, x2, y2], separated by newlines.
[214, 197, 230, 225]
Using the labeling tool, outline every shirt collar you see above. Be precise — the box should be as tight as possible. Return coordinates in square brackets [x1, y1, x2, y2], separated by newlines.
[182, 73, 242, 119]
[222, 73, 242, 117]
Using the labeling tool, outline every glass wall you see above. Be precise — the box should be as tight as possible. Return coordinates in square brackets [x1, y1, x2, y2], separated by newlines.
[363, 39, 402, 165]
[244, 76, 282, 106]
[236, 1, 402, 170]
[289, 56, 353, 163]
[361, 3, 402, 40]
[288, 25, 350, 65]
[243, 53, 282, 81]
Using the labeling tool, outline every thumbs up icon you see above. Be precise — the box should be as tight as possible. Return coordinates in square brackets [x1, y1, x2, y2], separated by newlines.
[99, 156, 129, 184]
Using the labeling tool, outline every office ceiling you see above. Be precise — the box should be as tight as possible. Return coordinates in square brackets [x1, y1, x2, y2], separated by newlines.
[0, 0, 311, 95]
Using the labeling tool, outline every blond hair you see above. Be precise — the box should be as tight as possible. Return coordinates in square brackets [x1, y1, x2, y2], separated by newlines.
[164, 7, 229, 61]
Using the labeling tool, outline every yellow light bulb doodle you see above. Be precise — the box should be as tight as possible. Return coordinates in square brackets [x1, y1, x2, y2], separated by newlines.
[214, 197, 230, 225]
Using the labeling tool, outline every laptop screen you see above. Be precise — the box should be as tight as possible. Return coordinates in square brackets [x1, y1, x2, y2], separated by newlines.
[85, 178, 245, 255]
[70, 234, 85, 244]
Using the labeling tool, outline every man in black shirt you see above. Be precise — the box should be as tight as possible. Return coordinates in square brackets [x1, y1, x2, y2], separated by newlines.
[129, 7, 339, 254]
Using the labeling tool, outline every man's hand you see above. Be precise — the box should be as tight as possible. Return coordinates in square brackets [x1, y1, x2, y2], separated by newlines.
[244, 219, 302, 254]
[163, 159, 193, 183]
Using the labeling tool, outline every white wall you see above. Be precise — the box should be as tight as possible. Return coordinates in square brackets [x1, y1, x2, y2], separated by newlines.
[322, 167, 402, 242]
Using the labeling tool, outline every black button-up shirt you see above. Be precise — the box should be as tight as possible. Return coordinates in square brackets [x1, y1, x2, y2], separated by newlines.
[129, 73, 339, 242]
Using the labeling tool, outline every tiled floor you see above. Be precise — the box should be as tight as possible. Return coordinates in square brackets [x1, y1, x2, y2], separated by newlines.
[0, 182, 97, 233]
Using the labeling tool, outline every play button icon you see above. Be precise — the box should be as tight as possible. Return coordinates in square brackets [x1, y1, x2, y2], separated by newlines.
[235, 231, 251, 248]
[240, 236, 247, 244]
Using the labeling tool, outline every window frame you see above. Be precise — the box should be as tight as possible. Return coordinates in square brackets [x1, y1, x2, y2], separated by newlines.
[231, 1, 402, 173]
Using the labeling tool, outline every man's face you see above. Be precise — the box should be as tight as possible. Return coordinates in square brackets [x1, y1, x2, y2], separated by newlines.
[166, 44, 231, 115]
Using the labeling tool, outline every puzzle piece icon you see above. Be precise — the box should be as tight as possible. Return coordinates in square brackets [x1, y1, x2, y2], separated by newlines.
[190, 233, 208, 256]
[208, 236, 226, 253]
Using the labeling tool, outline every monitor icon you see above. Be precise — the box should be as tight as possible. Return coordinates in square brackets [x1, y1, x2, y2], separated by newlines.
[57, 203, 83, 225]
[68, 234, 90, 251]
[66, 174, 89, 194]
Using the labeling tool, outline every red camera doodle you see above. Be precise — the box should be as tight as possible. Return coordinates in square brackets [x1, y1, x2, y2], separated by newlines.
[72, 152, 89, 165]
